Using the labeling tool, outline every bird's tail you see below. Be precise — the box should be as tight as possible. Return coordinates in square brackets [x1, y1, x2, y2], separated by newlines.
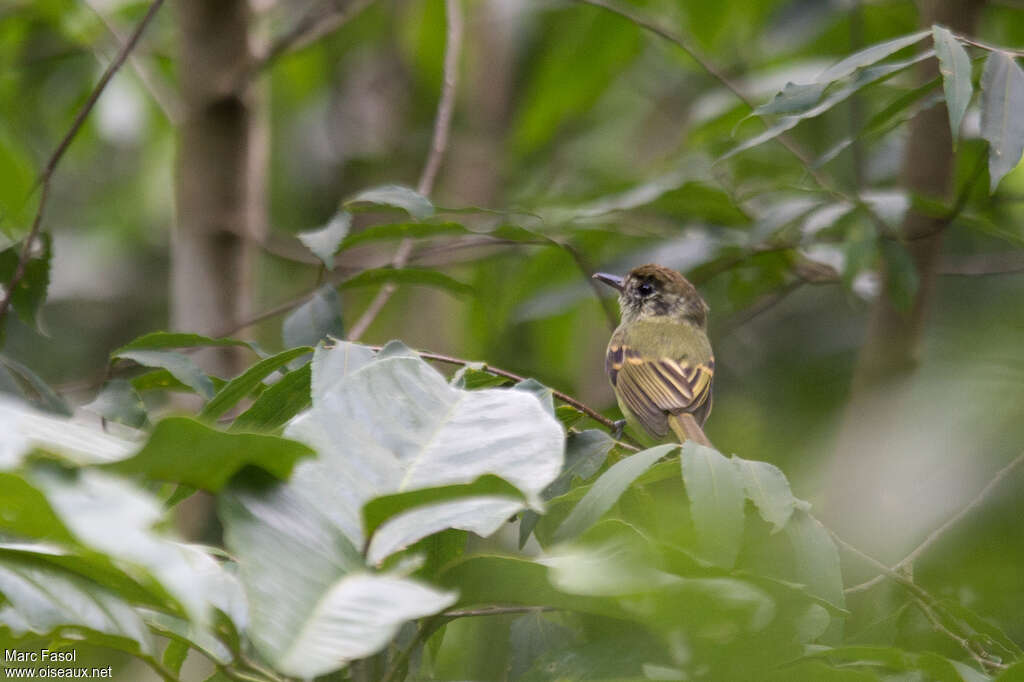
[667, 413, 712, 447]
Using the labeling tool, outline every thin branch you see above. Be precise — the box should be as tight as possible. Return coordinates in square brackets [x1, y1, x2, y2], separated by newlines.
[558, 240, 619, 331]
[574, 0, 894, 237]
[253, 0, 377, 75]
[845, 450, 1024, 594]
[912, 596, 1006, 673]
[0, 0, 166, 327]
[346, 0, 464, 342]
[81, 0, 182, 124]
[939, 253, 1024, 277]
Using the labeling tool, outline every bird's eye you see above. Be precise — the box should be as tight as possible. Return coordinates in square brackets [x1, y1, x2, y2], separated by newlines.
[637, 282, 654, 296]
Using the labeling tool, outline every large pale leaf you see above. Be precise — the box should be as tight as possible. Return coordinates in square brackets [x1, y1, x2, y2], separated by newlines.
[932, 25, 973, 143]
[285, 351, 564, 545]
[681, 443, 745, 568]
[553, 444, 676, 542]
[220, 480, 453, 678]
[0, 558, 154, 656]
[0, 399, 135, 469]
[981, 51, 1024, 191]
[310, 341, 375, 404]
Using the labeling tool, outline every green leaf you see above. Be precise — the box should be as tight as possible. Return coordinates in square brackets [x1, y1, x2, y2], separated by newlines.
[0, 557, 154, 656]
[438, 554, 622, 618]
[113, 331, 254, 356]
[363, 474, 525, 542]
[0, 233, 51, 330]
[933, 25, 973, 144]
[199, 347, 312, 421]
[339, 221, 466, 250]
[998, 659, 1024, 680]
[732, 455, 808, 533]
[981, 51, 1024, 191]
[785, 510, 846, 637]
[220, 480, 454, 678]
[553, 444, 676, 542]
[754, 82, 827, 116]
[681, 443, 746, 568]
[514, 378, 555, 415]
[162, 639, 189, 675]
[816, 29, 931, 83]
[231, 363, 312, 432]
[520, 430, 614, 548]
[509, 612, 578, 681]
[722, 51, 934, 161]
[345, 185, 434, 220]
[339, 266, 473, 297]
[297, 210, 351, 269]
[282, 285, 344, 349]
[937, 598, 1023, 660]
[147, 611, 233, 666]
[0, 354, 71, 416]
[450, 365, 511, 390]
[513, 5, 640, 155]
[880, 239, 919, 312]
[114, 350, 216, 400]
[104, 416, 314, 490]
[83, 379, 147, 428]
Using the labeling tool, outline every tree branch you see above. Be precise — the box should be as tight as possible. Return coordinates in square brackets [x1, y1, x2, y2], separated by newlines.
[845, 449, 1024, 594]
[253, 0, 377, 75]
[0, 0, 165, 328]
[346, 0, 464, 342]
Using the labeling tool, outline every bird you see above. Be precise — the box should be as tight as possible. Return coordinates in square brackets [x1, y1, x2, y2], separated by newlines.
[593, 264, 714, 446]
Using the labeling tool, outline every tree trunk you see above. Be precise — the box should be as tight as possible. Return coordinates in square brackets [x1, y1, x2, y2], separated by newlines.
[172, 0, 256, 377]
[824, 0, 987, 543]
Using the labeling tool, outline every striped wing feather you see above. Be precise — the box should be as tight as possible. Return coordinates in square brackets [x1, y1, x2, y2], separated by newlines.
[607, 344, 714, 439]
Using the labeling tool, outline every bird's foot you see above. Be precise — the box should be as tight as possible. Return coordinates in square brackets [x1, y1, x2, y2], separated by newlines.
[611, 419, 627, 440]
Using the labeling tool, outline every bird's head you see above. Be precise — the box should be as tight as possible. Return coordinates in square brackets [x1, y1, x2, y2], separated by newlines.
[593, 264, 709, 327]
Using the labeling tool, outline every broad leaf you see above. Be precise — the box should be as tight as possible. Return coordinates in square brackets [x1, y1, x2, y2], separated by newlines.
[0, 354, 71, 416]
[981, 51, 1024, 191]
[199, 347, 312, 421]
[681, 443, 746, 568]
[732, 456, 808, 533]
[231, 363, 312, 432]
[104, 416, 314, 490]
[786, 510, 846, 640]
[310, 341, 376, 404]
[282, 285, 344, 349]
[816, 30, 930, 83]
[0, 232, 51, 330]
[0, 399, 135, 468]
[754, 82, 826, 116]
[345, 185, 434, 220]
[932, 25, 973, 143]
[220, 480, 453, 678]
[113, 332, 255, 355]
[297, 211, 351, 269]
[553, 444, 676, 542]
[339, 267, 473, 297]
[114, 350, 215, 400]
[83, 379, 147, 428]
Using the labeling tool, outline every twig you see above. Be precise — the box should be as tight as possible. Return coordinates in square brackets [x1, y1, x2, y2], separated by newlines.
[845, 450, 1024, 594]
[346, 0, 463, 342]
[939, 253, 1024, 277]
[0, 0, 165, 327]
[574, 0, 894, 237]
[912, 596, 1006, 673]
[253, 0, 377, 75]
[558, 240, 619, 331]
[81, 0, 182, 124]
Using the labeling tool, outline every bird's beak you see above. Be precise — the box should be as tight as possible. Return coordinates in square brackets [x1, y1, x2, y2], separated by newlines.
[592, 272, 624, 292]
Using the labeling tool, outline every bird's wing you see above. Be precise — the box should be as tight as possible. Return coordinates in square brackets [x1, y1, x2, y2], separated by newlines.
[607, 343, 714, 439]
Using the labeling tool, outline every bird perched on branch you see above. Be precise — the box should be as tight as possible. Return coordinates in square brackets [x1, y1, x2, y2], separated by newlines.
[593, 264, 714, 446]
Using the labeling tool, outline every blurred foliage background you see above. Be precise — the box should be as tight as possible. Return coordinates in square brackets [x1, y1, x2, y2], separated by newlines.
[2, 0, 1024, 678]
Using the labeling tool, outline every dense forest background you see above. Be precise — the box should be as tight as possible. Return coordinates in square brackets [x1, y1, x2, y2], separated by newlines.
[1, 0, 1024, 679]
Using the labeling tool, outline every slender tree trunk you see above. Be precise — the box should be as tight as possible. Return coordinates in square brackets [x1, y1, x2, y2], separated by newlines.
[824, 0, 987, 540]
[172, 0, 255, 377]
[172, 0, 265, 539]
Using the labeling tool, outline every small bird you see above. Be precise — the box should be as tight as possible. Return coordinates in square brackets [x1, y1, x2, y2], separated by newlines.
[593, 264, 714, 446]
